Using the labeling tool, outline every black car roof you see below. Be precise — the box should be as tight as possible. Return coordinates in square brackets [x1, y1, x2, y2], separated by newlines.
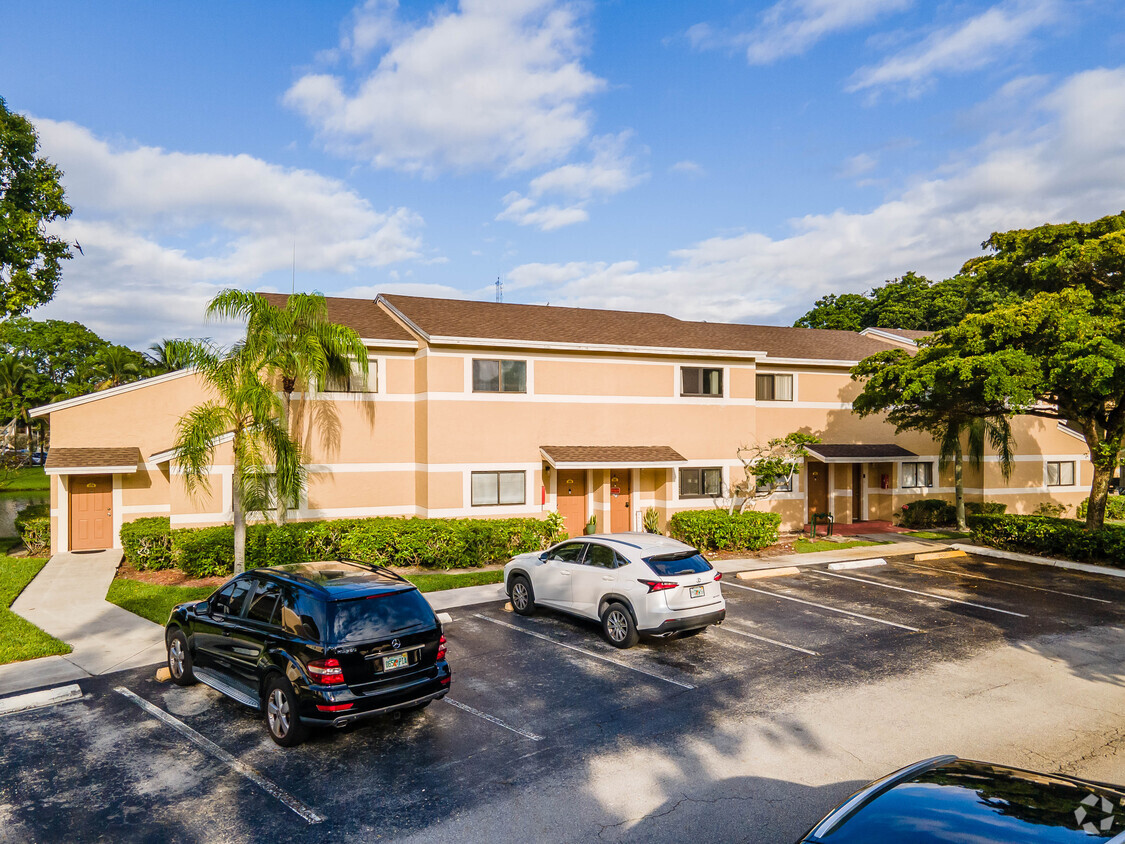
[807, 759, 1125, 843]
[258, 561, 415, 600]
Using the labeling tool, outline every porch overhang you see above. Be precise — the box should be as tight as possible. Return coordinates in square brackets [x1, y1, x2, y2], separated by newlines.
[539, 445, 687, 470]
[44, 447, 142, 475]
[805, 444, 918, 464]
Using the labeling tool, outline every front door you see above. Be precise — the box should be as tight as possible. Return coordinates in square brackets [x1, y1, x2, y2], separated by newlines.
[806, 461, 829, 523]
[609, 470, 631, 533]
[70, 475, 113, 551]
[852, 464, 864, 522]
[556, 470, 587, 538]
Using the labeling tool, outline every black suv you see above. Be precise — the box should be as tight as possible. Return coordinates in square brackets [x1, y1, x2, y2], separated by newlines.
[165, 561, 451, 746]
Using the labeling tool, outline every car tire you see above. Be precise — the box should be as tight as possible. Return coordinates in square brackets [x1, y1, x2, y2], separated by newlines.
[601, 602, 639, 649]
[265, 675, 308, 748]
[167, 630, 195, 686]
[510, 575, 536, 616]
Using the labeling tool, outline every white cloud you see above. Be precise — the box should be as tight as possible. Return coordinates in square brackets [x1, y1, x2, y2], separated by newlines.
[496, 193, 590, 231]
[839, 152, 878, 178]
[670, 160, 705, 176]
[689, 0, 911, 63]
[507, 67, 1125, 325]
[285, 0, 605, 175]
[848, 0, 1059, 95]
[32, 120, 424, 347]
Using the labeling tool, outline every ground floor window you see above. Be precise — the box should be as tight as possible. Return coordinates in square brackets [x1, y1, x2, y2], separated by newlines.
[1047, 460, 1076, 486]
[471, 471, 526, 506]
[680, 467, 722, 498]
[902, 462, 934, 488]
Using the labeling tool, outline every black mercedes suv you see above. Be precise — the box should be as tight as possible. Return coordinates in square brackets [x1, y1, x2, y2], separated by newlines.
[164, 560, 451, 746]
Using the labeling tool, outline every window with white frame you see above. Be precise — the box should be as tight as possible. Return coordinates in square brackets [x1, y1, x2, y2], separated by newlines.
[757, 474, 793, 493]
[471, 471, 526, 506]
[902, 462, 934, 488]
[472, 359, 526, 393]
[756, 373, 794, 401]
[681, 367, 723, 397]
[679, 467, 722, 498]
[1046, 460, 1076, 486]
[324, 358, 376, 393]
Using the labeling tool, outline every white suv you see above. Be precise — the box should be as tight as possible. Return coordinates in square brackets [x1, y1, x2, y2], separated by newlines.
[503, 533, 726, 648]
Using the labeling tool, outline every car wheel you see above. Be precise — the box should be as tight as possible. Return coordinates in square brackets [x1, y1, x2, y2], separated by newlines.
[167, 630, 195, 686]
[265, 676, 308, 747]
[601, 603, 639, 649]
[510, 575, 536, 616]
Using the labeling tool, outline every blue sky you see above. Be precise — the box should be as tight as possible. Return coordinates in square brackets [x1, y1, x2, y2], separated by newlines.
[2, 0, 1124, 347]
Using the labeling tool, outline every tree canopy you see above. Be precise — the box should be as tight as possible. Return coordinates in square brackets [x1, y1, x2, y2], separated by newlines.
[0, 98, 72, 317]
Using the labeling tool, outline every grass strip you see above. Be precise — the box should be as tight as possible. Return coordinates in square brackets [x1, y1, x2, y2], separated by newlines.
[794, 539, 886, 554]
[106, 579, 215, 626]
[0, 556, 71, 664]
[404, 569, 504, 593]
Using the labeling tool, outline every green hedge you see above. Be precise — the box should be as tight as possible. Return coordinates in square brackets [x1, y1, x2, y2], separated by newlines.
[968, 514, 1125, 566]
[900, 499, 956, 528]
[1077, 496, 1125, 521]
[121, 515, 566, 579]
[667, 510, 781, 552]
[15, 502, 50, 556]
[120, 517, 175, 570]
[965, 501, 1007, 516]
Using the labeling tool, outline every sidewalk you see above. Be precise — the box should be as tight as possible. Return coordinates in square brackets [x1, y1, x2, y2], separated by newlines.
[0, 550, 165, 696]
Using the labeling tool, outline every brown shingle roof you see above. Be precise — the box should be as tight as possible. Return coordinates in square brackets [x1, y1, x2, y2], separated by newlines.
[258, 293, 416, 344]
[806, 444, 918, 461]
[379, 294, 893, 362]
[45, 447, 142, 472]
[540, 445, 686, 466]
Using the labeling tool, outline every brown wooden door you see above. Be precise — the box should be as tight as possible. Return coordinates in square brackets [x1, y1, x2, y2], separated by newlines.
[852, 464, 864, 522]
[610, 470, 631, 533]
[806, 461, 828, 523]
[556, 470, 587, 538]
[70, 475, 113, 551]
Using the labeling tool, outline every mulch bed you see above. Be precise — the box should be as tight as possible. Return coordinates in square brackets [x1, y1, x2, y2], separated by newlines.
[116, 561, 226, 589]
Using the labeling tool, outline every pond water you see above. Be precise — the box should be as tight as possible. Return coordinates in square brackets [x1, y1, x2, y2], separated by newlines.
[0, 494, 49, 538]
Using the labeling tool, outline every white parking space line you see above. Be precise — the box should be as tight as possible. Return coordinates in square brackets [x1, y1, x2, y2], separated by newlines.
[444, 698, 543, 741]
[0, 684, 83, 717]
[901, 561, 1113, 604]
[810, 571, 1028, 618]
[114, 687, 325, 825]
[724, 581, 920, 632]
[473, 614, 696, 690]
[714, 624, 819, 656]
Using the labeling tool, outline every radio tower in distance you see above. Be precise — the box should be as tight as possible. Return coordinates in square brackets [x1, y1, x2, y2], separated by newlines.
[495, 276, 503, 303]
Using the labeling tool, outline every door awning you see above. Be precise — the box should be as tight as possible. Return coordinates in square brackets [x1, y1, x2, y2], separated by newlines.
[44, 447, 142, 475]
[804, 444, 918, 464]
[540, 445, 687, 470]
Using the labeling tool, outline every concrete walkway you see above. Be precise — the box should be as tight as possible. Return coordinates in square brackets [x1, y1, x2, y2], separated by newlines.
[0, 550, 165, 696]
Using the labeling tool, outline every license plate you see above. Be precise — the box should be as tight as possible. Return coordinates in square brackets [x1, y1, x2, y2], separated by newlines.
[383, 653, 409, 671]
[689, 585, 705, 598]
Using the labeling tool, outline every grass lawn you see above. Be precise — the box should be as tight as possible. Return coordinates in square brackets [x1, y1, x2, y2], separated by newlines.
[906, 530, 972, 540]
[0, 546, 71, 664]
[794, 538, 887, 554]
[2, 466, 49, 493]
[107, 568, 506, 626]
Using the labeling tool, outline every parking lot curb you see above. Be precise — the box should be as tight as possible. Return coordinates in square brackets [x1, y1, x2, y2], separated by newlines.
[0, 683, 83, 717]
[736, 567, 800, 580]
[951, 544, 1125, 578]
[916, 549, 969, 562]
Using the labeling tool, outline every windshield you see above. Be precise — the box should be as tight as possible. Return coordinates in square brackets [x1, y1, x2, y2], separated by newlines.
[329, 589, 436, 644]
[643, 551, 713, 577]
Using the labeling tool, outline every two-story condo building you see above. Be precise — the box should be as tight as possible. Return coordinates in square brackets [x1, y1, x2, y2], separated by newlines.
[35, 294, 1093, 555]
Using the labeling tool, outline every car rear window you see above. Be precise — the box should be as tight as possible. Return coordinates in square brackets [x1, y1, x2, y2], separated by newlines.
[329, 589, 437, 644]
[643, 551, 712, 577]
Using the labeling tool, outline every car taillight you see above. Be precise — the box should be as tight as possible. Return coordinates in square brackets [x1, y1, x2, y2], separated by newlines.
[307, 658, 345, 685]
[638, 579, 678, 593]
[316, 703, 354, 712]
[714, 572, 723, 581]
[436, 635, 447, 661]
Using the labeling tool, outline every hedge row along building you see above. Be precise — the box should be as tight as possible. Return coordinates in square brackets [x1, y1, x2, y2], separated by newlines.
[34, 293, 1092, 554]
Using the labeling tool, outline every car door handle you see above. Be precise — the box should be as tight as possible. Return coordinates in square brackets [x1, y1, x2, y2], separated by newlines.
[602, 576, 615, 582]
[560, 571, 571, 576]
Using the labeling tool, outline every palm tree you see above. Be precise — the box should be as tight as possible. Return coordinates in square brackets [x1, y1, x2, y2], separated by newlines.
[938, 415, 1015, 530]
[92, 346, 142, 390]
[206, 290, 368, 522]
[175, 341, 304, 574]
[0, 357, 34, 452]
[146, 339, 199, 374]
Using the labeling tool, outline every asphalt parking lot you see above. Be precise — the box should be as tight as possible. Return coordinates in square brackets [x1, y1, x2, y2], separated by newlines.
[2, 551, 1124, 843]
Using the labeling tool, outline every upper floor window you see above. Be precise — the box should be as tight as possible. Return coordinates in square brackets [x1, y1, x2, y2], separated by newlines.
[902, 462, 934, 488]
[756, 373, 794, 401]
[324, 358, 375, 393]
[1047, 460, 1076, 486]
[681, 367, 722, 397]
[680, 467, 722, 498]
[471, 470, 526, 506]
[473, 359, 526, 393]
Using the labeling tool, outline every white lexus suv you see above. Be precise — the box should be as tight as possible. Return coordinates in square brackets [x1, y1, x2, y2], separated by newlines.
[503, 533, 726, 648]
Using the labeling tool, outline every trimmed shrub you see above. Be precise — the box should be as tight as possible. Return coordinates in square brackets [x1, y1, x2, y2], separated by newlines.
[16, 508, 50, 556]
[900, 499, 956, 528]
[964, 501, 1007, 516]
[667, 510, 781, 552]
[968, 514, 1125, 567]
[1077, 496, 1125, 521]
[119, 517, 174, 570]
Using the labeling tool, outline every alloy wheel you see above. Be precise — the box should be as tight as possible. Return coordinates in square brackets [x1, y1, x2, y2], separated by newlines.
[606, 610, 629, 642]
[267, 689, 290, 738]
[512, 581, 529, 610]
[169, 639, 184, 678]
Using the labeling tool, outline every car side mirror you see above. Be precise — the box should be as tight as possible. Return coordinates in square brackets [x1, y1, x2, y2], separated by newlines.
[197, 601, 210, 616]
[539, 551, 549, 562]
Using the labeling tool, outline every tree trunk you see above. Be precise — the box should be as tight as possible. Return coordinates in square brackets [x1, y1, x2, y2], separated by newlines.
[954, 439, 966, 531]
[232, 475, 246, 575]
[277, 392, 291, 526]
[1085, 459, 1113, 531]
